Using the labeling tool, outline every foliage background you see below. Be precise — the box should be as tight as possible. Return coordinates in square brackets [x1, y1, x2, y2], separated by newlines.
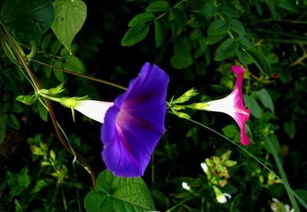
[0, 0, 307, 211]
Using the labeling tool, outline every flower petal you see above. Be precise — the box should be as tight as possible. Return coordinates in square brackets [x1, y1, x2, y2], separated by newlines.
[101, 62, 169, 177]
[204, 65, 251, 145]
[233, 109, 251, 146]
[231, 66, 251, 145]
[75, 100, 113, 123]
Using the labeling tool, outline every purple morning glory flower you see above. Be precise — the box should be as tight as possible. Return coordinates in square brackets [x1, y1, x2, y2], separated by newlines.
[74, 62, 169, 177]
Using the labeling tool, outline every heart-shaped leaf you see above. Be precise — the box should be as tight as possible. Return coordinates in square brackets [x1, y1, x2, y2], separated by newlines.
[52, 0, 87, 51]
[84, 170, 155, 212]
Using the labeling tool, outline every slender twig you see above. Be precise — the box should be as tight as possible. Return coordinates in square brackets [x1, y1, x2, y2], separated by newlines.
[0, 20, 96, 187]
[156, 0, 187, 20]
[290, 47, 307, 67]
[30, 58, 127, 90]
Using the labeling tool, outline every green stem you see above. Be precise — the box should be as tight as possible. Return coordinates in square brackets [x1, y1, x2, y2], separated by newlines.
[38, 92, 62, 103]
[267, 137, 300, 212]
[156, 0, 187, 20]
[30, 58, 127, 90]
[61, 188, 68, 211]
[166, 197, 194, 212]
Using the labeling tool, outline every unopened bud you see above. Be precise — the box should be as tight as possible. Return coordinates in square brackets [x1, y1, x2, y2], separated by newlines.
[61, 97, 78, 108]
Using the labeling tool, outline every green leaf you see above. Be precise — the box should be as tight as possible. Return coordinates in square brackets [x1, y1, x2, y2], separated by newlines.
[37, 102, 48, 122]
[52, 0, 87, 51]
[17, 168, 30, 188]
[170, 37, 193, 69]
[238, 36, 254, 49]
[265, 136, 280, 155]
[84, 170, 155, 212]
[236, 48, 253, 66]
[31, 180, 49, 193]
[7, 168, 30, 200]
[64, 55, 86, 74]
[146, 1, 169, 13]
[294, 189, 307, 204]
[202, 1, 218, 18]
[245, 48, 271, 76]
[121, 25, 150, 46]
[244, 95, 262, 118]
[169, 8, 186, 29]
[154, 18, 166, 48]
[222, 125, 238, 139]
[214, 38, 238, 61]
[51, 40, 63, 55]
[284, 121, 296, 139]
[229, 19, 245, 35]
[16, 95, 36, 105]
[128, 12, 155, 27]
[0, 0, 54, 43]
[151, 189, 169, 209]
[256, 89, 274, 113]
[53, 59, 65, 82]
[207, 19, 229, 36]
[205, 35, 225, 45]
[8, 114, 20, 130]
[40, 33, 53, 51]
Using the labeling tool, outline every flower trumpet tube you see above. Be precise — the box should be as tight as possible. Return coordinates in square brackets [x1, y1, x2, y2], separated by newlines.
[74, 62, 169, 177]
[191, 66, 251, 145]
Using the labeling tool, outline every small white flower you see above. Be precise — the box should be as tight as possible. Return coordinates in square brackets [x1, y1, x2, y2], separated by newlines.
[201, 162, 208, 174]
[216, 192, 231, 204]
[182, 182, 191, 191]
[213, 186, 231, 204]
[216, 193, 227, 204]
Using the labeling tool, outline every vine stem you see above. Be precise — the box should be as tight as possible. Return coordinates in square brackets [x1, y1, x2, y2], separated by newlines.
[0, 20, 96, 188]
[30, 58, 127, 90]
[181, 116, 306, 210]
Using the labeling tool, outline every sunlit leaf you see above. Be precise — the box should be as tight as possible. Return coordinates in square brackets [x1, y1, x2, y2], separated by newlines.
[84, 170, 155, 212]
[52, 0, 87, 51]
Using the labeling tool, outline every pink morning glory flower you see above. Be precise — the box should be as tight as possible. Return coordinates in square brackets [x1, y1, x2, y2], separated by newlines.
[205, 66, 251, 145]
[75, 62, 169, 177]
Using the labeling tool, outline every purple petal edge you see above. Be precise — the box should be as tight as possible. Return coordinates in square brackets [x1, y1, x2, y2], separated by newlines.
[101, 62, 169, 177]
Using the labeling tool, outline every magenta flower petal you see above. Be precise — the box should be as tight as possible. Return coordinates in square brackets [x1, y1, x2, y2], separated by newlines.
[205, 65, 251, 145]
[101, 62, 169, 177]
